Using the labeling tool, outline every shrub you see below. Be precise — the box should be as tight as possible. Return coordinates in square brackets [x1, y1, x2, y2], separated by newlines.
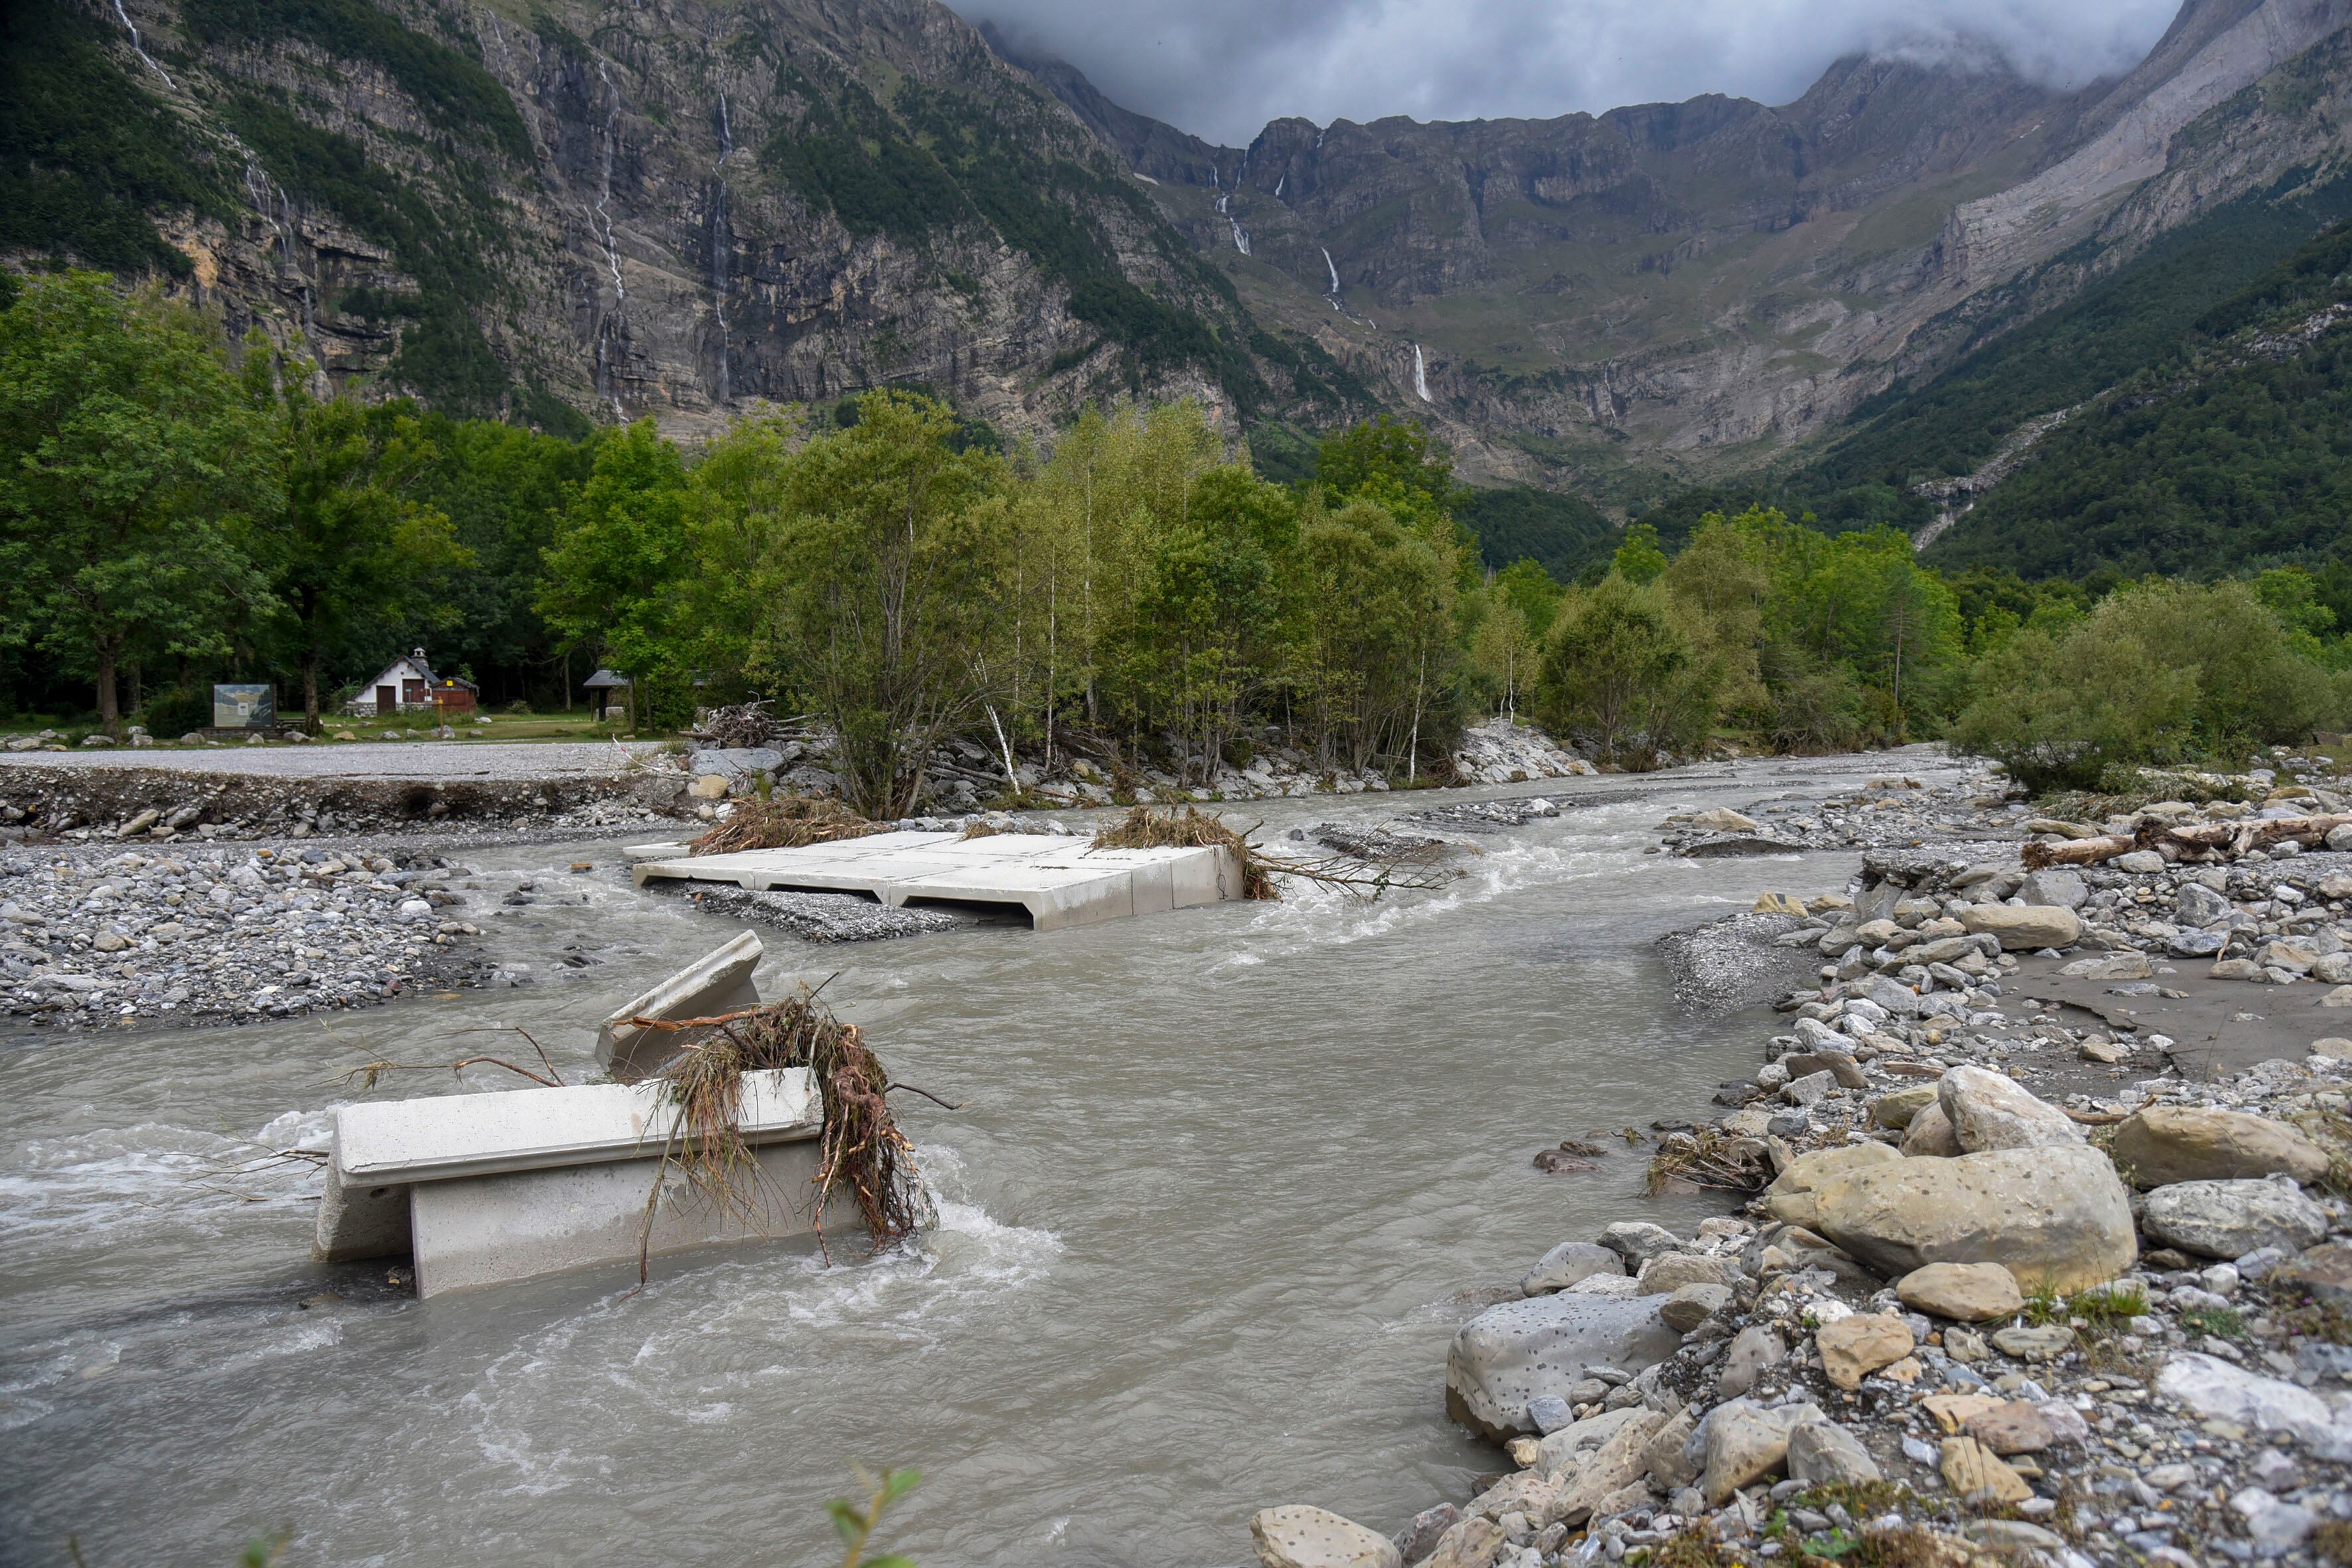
[1948, 622, 2196, 792]
[139, 686, 213, 738]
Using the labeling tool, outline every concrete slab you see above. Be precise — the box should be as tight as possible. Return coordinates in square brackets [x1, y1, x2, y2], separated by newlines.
[312, 1067, 819, 1263]
[410, 1135, 852, 1298]
[2007, 955, 2351, 1080]
[597, 931, 763, 1081]
[631, 830, 1243, 931]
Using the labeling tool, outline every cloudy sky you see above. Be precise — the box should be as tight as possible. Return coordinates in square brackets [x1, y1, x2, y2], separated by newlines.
[957, 0, 2183, 144]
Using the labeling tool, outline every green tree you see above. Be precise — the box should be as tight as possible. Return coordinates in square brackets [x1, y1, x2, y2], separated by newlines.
[256, 366, 470, 729]
[0, 272, 274, 729]
[536, 420, 692, 728]
[1493, 558, 1564, 640]
[1950, 623, 2199, 791]
[1610, 522, 1668, 586]
[761, 392, 1010, 815]
[1536, 575, 1717, 767]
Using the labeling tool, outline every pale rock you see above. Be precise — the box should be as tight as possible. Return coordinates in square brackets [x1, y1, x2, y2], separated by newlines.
[1446, 1294, 1682, 1440]
[1660, 1283, 1733, 1332]
[1419, 1517, 1507, 1568]
[2232, 1488, 2318, 1552]
[1785, 1421, 1883, 1486]
[1698, 1399, 1826, 1506]
[1768, 1140, 1901, 1197]
[1939, 1437, 2032, 1504]
[2018, 869, 2088, 909]
[2061, 951, 2153, 981]
[1938, 1065, 2084, 1152]
[1686, 808, 1759, 833]
[1391, 1504, 1459, 1566]
[1595, 1222, 1682, 1266]
[2158, 1353, 2343, 1449]
[2177, 882, 2233, 925]
[1958, 905, 2082, 951]
[1636, 1252, 1741, 1294]
[1812, 1144, 2136, 1291]
[1871, 1083, 1940, 1130]
[1716, 1324, 1786, 1399]
[1782, 1070, 1836, 1107]
[1534, 1407, 1654, 1480]
[1642, 1409, 1700, 1490]
[1817, 1313, 1915, 1389]
[1555, 1409, 1668, 1526]
[2140, 1179, 2329, 1259]
[1897, 1261, 2023, 1322]
[1464, 1471, 1564, 1528]
[1901, 1101, 1963, 1156]
[1251, 1506, 1404, 1568]
[1962, 1401, 2055, 1455]
[2116, 850, 2167, 874]
[1521, 1242, 1624, 1298]
[1990, 1324, 2074, 1362]
[2109, 1107, 2331, 1188]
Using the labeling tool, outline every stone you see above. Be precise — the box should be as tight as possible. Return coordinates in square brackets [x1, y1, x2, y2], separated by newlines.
[1555, 1409, 1668, 1526]
[1901, 1101, 1963, 1156]
[1939, 1437, 2032, 1504]
[1636, 1252, 1741, 1294]
[1816, 1313, 1915, 1389]
[1782, 1070, 1837, 1107]
[1769, 1142, 1903, 1202]
[2080, 1038, 2131, 1064]
[1417, 1516, 1506, 1568]
[2061, 951, 2153, 981]
[1520, 1241, 1624, 1298]
[1524, 1396, 1573, 1435]
[1660, 1283, 1733, 1332]
[2116, 850, 2167, 874]
[2157, 1353, 2343, 1447]
[687, 774, 732, 800]
[2270, 1243, 2352, 1304]
[1391, 1504, 1459, 1566]
[1897, 1261, 2023, 1322]
[1962, 1402, 2055, 1455]
[1251, 1506, 1404, 1568]
[1643, 1409, 1700, 1490]
[1533, 1407, 1653, 1481]
[2231, 1488, 2318, 1552]
[1871, 1083, 1940, 1129]
[2177, 882, 2233, 924]
[1464, 1470, 1564, 1527]
[92, 932, 128, 953]
[1786, 1421, 1883, 1486]
[1595, 1221, 1683, 1266]
[1445, 1293, 1684, 1440]
[2325, 986, 2352, 1008]
[1686, 808, 1759, 833]
[2108, 1107, 2331, 1188]
[1780, 1049, 1868, 1089]
[2017, 869, 2087, 909]
[2140, 1179, 2330, 1259]
[1938, 1065, 2084, 1152]
[1716, 1324, 1786, 1399]
[1989, 1324, 2074, 1362]
[2317, 953, 2352, 986]
[1920, 1394, 2005, 1434]
[1958, 905, 2082, 951]
[1811, 1144, 2137, 1292]
[1944, 1327, 1989, 1363]
[78, 733, 114, 747]
[1698, 1399, 1826, 1506]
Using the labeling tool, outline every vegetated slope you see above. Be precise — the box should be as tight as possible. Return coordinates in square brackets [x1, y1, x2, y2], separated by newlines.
[1792, 167, 2352, 516]
[1925, 211, 2352, 578]
[0, 0, 1366, 441]
[1457, 487, 1617, 580]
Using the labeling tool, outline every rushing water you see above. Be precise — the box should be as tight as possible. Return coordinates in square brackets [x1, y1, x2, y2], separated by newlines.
[0, 753, 1963, 1567]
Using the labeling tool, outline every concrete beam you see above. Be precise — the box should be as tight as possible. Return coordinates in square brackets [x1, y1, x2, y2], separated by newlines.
[596, 931, 763, 1081]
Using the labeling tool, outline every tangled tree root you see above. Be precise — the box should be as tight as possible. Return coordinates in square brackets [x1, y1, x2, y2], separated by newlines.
[690, 796, 882, 856]
[1644, 1125, 1770, 1196]
[1090, 805, 1456, 901]
[635, 987, 940, 1274]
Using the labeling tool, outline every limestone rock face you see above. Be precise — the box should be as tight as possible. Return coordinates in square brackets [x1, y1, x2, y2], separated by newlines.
[1445, 1293, 1683, 1440]
[2140, 1178, 2330, 1259]
[1938, 1065, 2085, 1152]
[1958, 905, 2082, 951]
[1249, 1506, 1403, 1568]
[1897, 1261, 2024, 1322]
[1811, 1144, 2136, 1291]
[2109, 1107, 2332, 1188]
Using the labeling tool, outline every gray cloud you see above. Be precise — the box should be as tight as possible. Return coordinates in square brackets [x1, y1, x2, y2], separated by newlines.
[954, 0, 2182, 145]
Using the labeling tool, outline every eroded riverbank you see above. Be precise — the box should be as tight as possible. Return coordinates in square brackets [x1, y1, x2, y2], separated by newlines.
[0, 751, 1969, 1567]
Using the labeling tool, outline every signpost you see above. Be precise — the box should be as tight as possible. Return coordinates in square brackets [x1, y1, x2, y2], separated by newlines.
[211, 684, 277, 731]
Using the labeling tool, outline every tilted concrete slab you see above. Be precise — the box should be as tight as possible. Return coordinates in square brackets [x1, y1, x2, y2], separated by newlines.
[630, 830, 1243, 931]
[313, 1067, 819, 1268]
[597, 931, 763, 1081]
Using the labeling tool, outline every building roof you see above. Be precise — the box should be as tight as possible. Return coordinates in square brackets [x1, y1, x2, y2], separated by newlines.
[582, 668, 633, 688]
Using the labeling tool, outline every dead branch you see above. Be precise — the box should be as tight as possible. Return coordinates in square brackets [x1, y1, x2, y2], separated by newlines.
[334, 1056, 566, 1091]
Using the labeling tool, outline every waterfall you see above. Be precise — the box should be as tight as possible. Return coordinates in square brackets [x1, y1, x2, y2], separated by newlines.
[1229, 218, 1250, 256]
[1314, 125, 1326, 150]
[593, 60, 627, 307]
[717, 91, 734, 156]
[711, 92, 734, 402]
[1413, 344, 1432, 402]
[1274, 173, 1284, 200]
[110, 0, 173, 86]
[1322, 247, 1340, 295]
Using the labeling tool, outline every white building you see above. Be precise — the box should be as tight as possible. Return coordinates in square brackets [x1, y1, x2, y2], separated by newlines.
[345, 649, 476, 717]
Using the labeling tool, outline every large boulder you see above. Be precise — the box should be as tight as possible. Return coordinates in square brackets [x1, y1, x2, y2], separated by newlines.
[1901, 1101, 1963, 1157]
[2018, 869, 2088, 910]
[1446, 1293, 1683, 1440]
[1811, 1144, 2136, 1291]
[1958, 905, 2082, 951]
[2157, 1353, 2352, 1455]
[1786, 1421, 1883, 1486]
[1938, 1065, 2085, 1152]
[2109, 1108, 2332, 1188]
[1697, 1399, 1828, 1505]
[1897, 1261, 2023, 1322]
[2139, 1179, 2330, 1259]
[1768, 1141, 1903, 1196]
[1251, 1507, 1403, 1568]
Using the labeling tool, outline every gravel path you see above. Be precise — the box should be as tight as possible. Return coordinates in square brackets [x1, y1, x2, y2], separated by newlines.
[0, 740, 668, 781]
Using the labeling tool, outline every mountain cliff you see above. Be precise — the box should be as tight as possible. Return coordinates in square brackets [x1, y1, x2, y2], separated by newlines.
[8, 0, 2351, 494]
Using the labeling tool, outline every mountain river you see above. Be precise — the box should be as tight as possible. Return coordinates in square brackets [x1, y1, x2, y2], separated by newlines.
[0, 751, 1966, 1567]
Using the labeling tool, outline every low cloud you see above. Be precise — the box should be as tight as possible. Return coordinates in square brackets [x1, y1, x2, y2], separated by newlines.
[957, 0, 2181, 145]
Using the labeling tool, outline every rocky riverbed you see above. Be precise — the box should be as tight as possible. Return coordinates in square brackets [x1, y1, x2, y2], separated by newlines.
[1250, 763, 2352, 1568]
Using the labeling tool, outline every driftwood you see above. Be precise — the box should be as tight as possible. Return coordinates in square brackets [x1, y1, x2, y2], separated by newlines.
[2021, 812, 2352, 871]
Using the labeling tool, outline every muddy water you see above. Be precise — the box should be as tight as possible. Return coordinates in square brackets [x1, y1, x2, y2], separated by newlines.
[0, 754, 1958, 1568]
